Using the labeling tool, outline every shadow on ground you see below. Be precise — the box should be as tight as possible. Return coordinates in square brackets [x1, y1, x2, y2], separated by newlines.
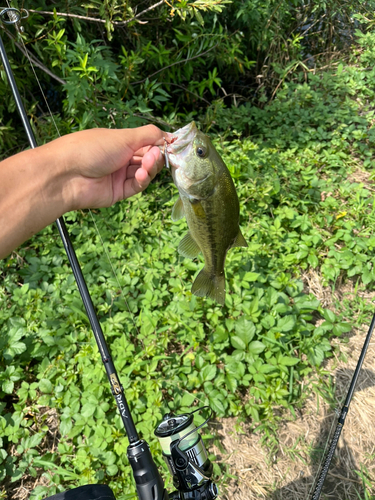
[272, 367, 375, 500]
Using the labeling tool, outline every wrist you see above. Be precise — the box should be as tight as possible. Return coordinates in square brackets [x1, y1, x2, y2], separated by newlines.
[31, 141, 76, 215]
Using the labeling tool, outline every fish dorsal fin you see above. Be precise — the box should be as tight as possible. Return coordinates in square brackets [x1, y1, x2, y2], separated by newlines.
[178, 232, 201, 259]
[172, 196, 185, 221]
[231, 229, 248, 248]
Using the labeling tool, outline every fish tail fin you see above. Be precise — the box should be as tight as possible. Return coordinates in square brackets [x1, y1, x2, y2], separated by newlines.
[191, 267, 225, 305]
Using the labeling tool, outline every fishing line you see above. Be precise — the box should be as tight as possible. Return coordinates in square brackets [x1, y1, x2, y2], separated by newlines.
[88, 210, 142, 339]
[14, 14, 144, 341]
[18, 30, 61, 138]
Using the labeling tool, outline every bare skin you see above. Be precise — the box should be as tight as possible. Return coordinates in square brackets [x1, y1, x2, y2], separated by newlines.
[0, 125, 165, 259]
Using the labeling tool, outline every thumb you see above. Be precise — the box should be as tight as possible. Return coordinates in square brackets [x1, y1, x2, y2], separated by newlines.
[119, 124, 165, 157]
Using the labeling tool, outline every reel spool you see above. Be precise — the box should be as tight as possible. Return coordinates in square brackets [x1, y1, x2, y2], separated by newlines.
[155, 408, 218, 500]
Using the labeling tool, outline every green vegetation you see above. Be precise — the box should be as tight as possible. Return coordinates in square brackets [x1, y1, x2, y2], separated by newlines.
[1, 1, 375, 499]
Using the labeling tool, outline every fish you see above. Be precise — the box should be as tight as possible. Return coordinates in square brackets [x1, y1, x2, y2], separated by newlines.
[164, 121, 247, 305]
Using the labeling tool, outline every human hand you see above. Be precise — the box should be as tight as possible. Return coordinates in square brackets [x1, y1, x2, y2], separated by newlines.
[53, 124, 165, 210]
[0, 124, 166, 259]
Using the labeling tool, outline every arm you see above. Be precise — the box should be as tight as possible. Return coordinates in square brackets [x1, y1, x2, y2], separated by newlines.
[0, 125, 165, 259]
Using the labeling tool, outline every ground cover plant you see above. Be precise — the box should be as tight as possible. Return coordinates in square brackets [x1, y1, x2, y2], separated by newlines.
[1, 1, 375, 499]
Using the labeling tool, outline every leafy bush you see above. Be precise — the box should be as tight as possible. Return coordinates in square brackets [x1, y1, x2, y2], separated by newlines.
[1, 0, 375, 154]
[3, 94, 373, 495]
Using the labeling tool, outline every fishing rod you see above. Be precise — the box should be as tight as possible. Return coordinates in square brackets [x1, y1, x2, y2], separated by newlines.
[310, 313, 375, 499]
[0, 8, 217, 500]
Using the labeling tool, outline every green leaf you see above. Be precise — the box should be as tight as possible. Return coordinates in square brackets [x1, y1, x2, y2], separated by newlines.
[208, 391, 226, 415]
[333, 322, 352, 335]
[362, 267, 373, 285]
[213, 326, 228, 343]
[2, 380, 14, 394]
[107, 464, 118, 476]
[226, 361, 245, 378]
[280, 356, 299, 366]
[294, 297, 320, 310]
[39, 379, 53, 394]
[259, 364, 277, 374]
[235, 318, 256, 345]
[230, 335, 246, 350]
[28, 433, 44, 448]
[243, 272, 260, 282]
[81, 403, 96, 418]
[11, 469, 23, 482]
[200, 364, 217, 382]
[103, 451, 116, 465]
[277, 315, 296, 332]
[60, 418, 73, 436]
[194, 8, 204, 25]
[307, 253, 319, 268]
[323, 309, 336, 323]
[261, 314, 275, 329]
[248, 341, 265, 355]
[181, 393, 196, 406]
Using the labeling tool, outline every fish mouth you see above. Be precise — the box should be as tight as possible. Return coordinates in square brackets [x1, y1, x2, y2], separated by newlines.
[165, 121, 198, 157]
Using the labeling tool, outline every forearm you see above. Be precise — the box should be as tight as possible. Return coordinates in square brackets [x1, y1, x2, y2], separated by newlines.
[0, 144, 73, 259]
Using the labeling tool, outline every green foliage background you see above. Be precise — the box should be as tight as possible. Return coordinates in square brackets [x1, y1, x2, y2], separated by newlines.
[1, 1, 375, 499]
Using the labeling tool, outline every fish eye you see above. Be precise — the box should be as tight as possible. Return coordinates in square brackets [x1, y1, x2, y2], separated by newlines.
[196, 146, 207, 158]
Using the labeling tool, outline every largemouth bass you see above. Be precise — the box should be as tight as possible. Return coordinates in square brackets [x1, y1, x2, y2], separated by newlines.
[165, 122, 247, 305]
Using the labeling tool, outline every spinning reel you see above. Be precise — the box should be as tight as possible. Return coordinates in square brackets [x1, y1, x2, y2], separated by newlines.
[154, 409, 218, 500]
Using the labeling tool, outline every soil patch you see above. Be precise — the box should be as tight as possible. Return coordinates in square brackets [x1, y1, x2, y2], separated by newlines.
[214, 323, 375, 499]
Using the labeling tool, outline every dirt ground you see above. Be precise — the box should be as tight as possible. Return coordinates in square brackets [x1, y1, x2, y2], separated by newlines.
[214, 272, 375, 500]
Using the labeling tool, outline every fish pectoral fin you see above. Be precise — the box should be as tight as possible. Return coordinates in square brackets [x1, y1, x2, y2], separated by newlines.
[191, 267, 225, 305]
[171, 196, 185, 221]
[178, 232, 201, 259]
[231, 229, 248, 248]
[190, 199, 206, 219]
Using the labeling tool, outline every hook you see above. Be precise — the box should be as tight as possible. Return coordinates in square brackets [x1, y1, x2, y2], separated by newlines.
[163, 137, 170, 170]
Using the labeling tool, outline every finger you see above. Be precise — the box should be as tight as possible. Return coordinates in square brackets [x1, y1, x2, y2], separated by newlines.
[61, 126, 166, 180]
[147, 146, 165, 172]
[129, 156, 143, 165]
[121, 125, 165, 158]
[112, 164, 147, 201]
[126, 164, 141, 178]
[127, 148, 164, 179]
[152, 146, 166, 172]
[143, 147, 164, 176]
[123, 170, 150, 199]
[119, 144, 165, 201]
[129, 149, 162, 166]
[120, 161, 155, 200]
[133, 145, 153, 158]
